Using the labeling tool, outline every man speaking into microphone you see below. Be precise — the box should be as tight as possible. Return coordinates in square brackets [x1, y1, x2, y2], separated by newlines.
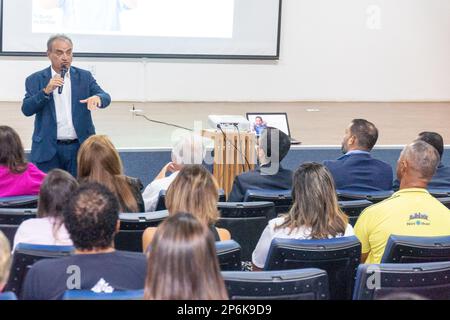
[22, 34, 111, 177]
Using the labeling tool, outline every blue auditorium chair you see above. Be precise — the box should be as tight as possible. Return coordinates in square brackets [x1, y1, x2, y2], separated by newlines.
[0, 208, 38, 247]
[216, 201, 276, 261]
[4, 243, 74, 298]
[155, 189, 226, 211]
[338, 200, 373, 226]
[216, 240, 242, 271]
[353, 261, 450, 300]
[381, 235, 450, 263]
[428, 188, 450, 198]
[0, 292, 18, 300]
[264, 236, 361, 300]
[222, 268, 329, 300]
[63, 289, 144, 300]
[244, 189, 292, 214]
[0, 195, 39, 209]
[115, 210, 169, 252]
[336, 189, 393, 203]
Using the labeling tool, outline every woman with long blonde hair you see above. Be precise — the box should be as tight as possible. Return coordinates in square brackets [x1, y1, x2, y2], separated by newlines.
[252, 162, 354, 270]
[142, 164, 230, 251]
[77, 135, 144, 212]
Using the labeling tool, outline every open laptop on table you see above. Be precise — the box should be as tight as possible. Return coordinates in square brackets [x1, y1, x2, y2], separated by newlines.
[246, 112, 301, 145]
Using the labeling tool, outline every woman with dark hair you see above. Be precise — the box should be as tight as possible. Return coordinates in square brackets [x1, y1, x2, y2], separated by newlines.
[144, 212, 228, 300]
[13, 169, 78, 249]
[77, 135, 144, 213]
[142, 165, 230, 251]
[252, 162, 354, 270]
[0, 126, 46, 197]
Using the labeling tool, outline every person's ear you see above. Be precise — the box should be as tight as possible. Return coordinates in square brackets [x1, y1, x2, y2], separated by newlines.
[115, 220, 120, 233]
[348, 135, 356, 146]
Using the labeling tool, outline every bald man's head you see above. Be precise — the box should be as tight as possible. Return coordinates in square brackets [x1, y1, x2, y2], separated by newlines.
[397, 140, 440, 184]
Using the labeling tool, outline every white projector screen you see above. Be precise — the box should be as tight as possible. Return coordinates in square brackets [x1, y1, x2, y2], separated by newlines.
[0, 0, 281, 59]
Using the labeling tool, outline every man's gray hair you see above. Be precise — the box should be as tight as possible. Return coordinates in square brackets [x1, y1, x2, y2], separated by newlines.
[172, 134, 207, 165]
[400, 140, 440, 180]
[47, 34, 73, 51]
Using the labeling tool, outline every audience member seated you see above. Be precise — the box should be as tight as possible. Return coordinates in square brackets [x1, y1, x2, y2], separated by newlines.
[0, 231, 11, 292]
[355, 141, 450, 264]
[252, 163, 354, 270]
[13, 169, 78, 250]
[323, 119, 393, 192]
[142, 134, 206, 212]
[393, 132, 450, 190]
[77, 135, 145, 212]
[144, 212, 228, 300]
[22, 183, 147, 300]
[142, 165, 230, 251]
[0, 125, 46, 197]
[228, 127, 292, 202]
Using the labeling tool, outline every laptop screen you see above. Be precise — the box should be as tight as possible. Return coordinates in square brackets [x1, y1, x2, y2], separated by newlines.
[246, 113, 291, 137]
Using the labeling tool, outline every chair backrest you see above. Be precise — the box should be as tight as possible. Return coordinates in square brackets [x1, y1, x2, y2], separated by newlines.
[381, 235, 450, 263]
[428, 188, 450, 198]
[0, 196, 39, 209]
[353, 261, 450, 300]
[216, 240, 242, 271]
[437, 197, 450, 209]
[223, 268, 329, 300]
[155, 189, 226, 211]
[0, 224, 19, 248]
[0, 292, 18, 300]
[338, 200, 373, 226]
[115, 211, 169, 252]
[217, 201, 276, 261]
[0, 208, 37, 225]
[63, 289, 144, 300]
[336, 190, 393, 203]
[244, 189, 292, 214]
[264, 236, 361, 300]
[5, 243, 74, 298]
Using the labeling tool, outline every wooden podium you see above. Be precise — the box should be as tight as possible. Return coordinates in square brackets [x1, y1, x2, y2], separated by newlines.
[202, 130, 257, 198]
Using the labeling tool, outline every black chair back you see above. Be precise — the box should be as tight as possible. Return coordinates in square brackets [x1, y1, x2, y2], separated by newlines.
[5, 243, 74, 298]
[217, 202, 276, 261]
[265, 236, 361, 300]
[115, 211, 169, 252]
[223, 268, 329, 300]
[353, 261, 450, 300]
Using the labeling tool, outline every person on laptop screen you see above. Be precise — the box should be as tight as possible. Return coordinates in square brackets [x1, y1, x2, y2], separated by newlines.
[252, 116, 268, 136]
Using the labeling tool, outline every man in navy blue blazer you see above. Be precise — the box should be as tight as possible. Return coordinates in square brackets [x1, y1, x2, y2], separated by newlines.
[323, 119, 393, 192]
[22, 34, 111, 177]
[393, 132, 450, 190]
[228, 127, 293, 202]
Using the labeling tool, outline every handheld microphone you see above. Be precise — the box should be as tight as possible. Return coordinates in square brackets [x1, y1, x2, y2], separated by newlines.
[58, 67, 68, 94]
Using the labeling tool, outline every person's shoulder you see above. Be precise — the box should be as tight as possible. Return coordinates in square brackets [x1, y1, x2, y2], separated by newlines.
[26, 67, 50, 81]
[71, 66, 94, 78]
[114, 250, 147, 263]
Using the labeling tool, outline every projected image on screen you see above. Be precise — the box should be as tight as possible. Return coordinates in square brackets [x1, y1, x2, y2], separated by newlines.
[32, 0, 234, 38]
[2, 0, 280, 57]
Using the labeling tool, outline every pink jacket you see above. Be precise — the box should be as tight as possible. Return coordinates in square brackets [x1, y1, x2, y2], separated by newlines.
[0, 163, 46, 197]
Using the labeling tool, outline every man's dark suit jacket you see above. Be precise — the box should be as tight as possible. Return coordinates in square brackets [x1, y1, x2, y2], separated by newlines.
[228, 164, 293, 202]
[21, 66, 111, 163]
[393, 162, 450, 190]
[323, 152, 393, 192]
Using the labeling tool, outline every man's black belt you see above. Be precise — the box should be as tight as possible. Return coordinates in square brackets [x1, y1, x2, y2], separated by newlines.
[57, 139, 79, 145]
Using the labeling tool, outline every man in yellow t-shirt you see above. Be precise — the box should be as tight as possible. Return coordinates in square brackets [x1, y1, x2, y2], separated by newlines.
[355, 140, 450, 264]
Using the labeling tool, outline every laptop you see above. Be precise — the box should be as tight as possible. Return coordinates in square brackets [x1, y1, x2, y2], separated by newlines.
[245, 112, 301, 145]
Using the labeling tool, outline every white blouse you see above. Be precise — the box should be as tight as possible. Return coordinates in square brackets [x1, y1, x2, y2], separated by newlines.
[252, 216, 355, 269]
[13, 217, 73, 251]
